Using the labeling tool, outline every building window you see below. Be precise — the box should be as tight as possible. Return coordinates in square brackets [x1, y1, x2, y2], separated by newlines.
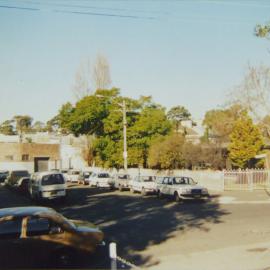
[22, 154, 29, 161]
[5, 155, 13, 161]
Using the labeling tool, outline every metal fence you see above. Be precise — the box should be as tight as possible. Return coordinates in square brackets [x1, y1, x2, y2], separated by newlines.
[224, 170, 270, 191]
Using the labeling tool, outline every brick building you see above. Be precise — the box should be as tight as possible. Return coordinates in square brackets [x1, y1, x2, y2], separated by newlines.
[0, 142, 60, 172]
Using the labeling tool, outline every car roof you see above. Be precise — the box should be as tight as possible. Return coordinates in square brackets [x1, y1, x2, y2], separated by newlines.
[0, 206, 56, 218]
[33, 171, 63, 177]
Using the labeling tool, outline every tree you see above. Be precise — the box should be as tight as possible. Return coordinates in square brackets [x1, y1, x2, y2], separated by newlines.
[228, 112, 263, 169]
[203, 104, 243, 143]
[200, 142, 227, 170]
[255, 23, 270, 39]
[82, 135, 95, 166]
[167, 106, 191, 133]
[46, 116, 60, 133]
[32, 121, 45, 133]
[148, 134, 185, 169]
[128, 106, 172, 167]
[0, 120, 15, 135]
[13, 115, 33, 134]
[230, 65, 270, 136]
[57, 102, 75, 134]
[69, 88, 119, 136]
[230, 65, 270, 119]
[72, 60, 92, 100]
[92, 54, 111, 90]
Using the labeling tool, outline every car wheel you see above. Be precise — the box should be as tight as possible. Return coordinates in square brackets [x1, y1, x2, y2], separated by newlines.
[174, 192, 181, 202]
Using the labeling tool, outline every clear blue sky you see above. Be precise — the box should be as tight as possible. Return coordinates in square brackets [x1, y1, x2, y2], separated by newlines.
[0, 0, 269, 124]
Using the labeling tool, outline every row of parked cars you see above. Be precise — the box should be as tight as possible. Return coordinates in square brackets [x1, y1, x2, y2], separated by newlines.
[1, 169, 210, 202]
[69, 170, 210, 202]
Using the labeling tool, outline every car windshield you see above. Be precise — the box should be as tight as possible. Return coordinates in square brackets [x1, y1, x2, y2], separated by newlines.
[98, 173, 110, 178]
[172, 177, 196, 185]
[141, 176, 155, 182]
[118, 174, 130, 179]
[41, 174, 65, 186]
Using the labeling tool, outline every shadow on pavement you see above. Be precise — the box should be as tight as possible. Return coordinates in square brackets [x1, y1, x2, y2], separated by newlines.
[58, 187, 229, 267]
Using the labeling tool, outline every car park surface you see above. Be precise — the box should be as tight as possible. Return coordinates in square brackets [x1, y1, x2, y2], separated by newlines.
[2, 183, 270, 269]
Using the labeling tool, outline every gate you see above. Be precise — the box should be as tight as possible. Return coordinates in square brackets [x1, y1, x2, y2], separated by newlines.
[34, 157, 49, 172]
[224, 170, 270, 190]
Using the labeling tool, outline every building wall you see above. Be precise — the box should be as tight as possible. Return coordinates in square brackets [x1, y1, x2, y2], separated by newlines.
[0, 142, 59, 162]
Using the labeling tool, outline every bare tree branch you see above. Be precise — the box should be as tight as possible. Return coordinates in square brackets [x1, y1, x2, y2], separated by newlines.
[92, 54, 111, 90]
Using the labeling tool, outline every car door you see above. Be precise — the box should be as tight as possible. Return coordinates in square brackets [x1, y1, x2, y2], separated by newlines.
[167, 177, 175, 196]
[0, 216, 30, 268]
[160, 177, 169, 195]
[132, 176, 139, 191]
[21, 216, 66, 268]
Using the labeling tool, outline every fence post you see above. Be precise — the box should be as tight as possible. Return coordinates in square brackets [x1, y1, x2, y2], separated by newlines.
[248, 170, 253, 191]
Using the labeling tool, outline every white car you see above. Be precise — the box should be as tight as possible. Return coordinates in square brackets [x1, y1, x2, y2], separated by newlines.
[129, 175, 156, 195]
[156, 176, 209, 202]
[113, 174, 131, 191]
[28, 171, 67, 201]
[89, 172, 113, 188]
[66, 170, 81, 183]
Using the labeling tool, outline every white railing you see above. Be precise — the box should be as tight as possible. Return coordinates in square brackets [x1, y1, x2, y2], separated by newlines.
[223, 169, 270, 191]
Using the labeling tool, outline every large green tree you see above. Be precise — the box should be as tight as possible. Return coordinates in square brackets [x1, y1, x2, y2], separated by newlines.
[228, 112, 263, 168]
[128, 105, 172, 167]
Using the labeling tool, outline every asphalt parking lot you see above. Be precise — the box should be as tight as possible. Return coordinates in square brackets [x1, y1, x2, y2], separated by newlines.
[1, 184, 270, 269]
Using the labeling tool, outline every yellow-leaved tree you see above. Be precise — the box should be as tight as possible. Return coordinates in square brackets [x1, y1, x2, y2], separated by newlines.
[228, 112, 264, 169]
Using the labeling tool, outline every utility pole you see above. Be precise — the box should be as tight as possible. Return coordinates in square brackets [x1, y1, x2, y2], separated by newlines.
[122, 100, 128, 172]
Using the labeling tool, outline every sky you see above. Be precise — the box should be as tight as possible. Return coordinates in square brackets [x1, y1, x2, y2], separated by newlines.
[0, 0, 269, 124]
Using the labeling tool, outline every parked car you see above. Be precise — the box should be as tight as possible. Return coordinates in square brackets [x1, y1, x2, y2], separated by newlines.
[66, 170, 81, 183]
[0, 171, 8, 183]
[16, 176, 30, 193]
[28, 172, 67, 201]
[89, 172, 113, 188]
[129, 175, 157, 195]
[78, 171, 92, 185]
[0, 206, 105, 268]
[60, 169, 69, 181]
[114, 174, 131, 191]
[156, 176, 209, 202]
[5, 170, 30, 188]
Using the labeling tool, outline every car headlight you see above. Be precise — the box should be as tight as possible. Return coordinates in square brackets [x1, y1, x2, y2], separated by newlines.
[202, 188, 208, 194]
